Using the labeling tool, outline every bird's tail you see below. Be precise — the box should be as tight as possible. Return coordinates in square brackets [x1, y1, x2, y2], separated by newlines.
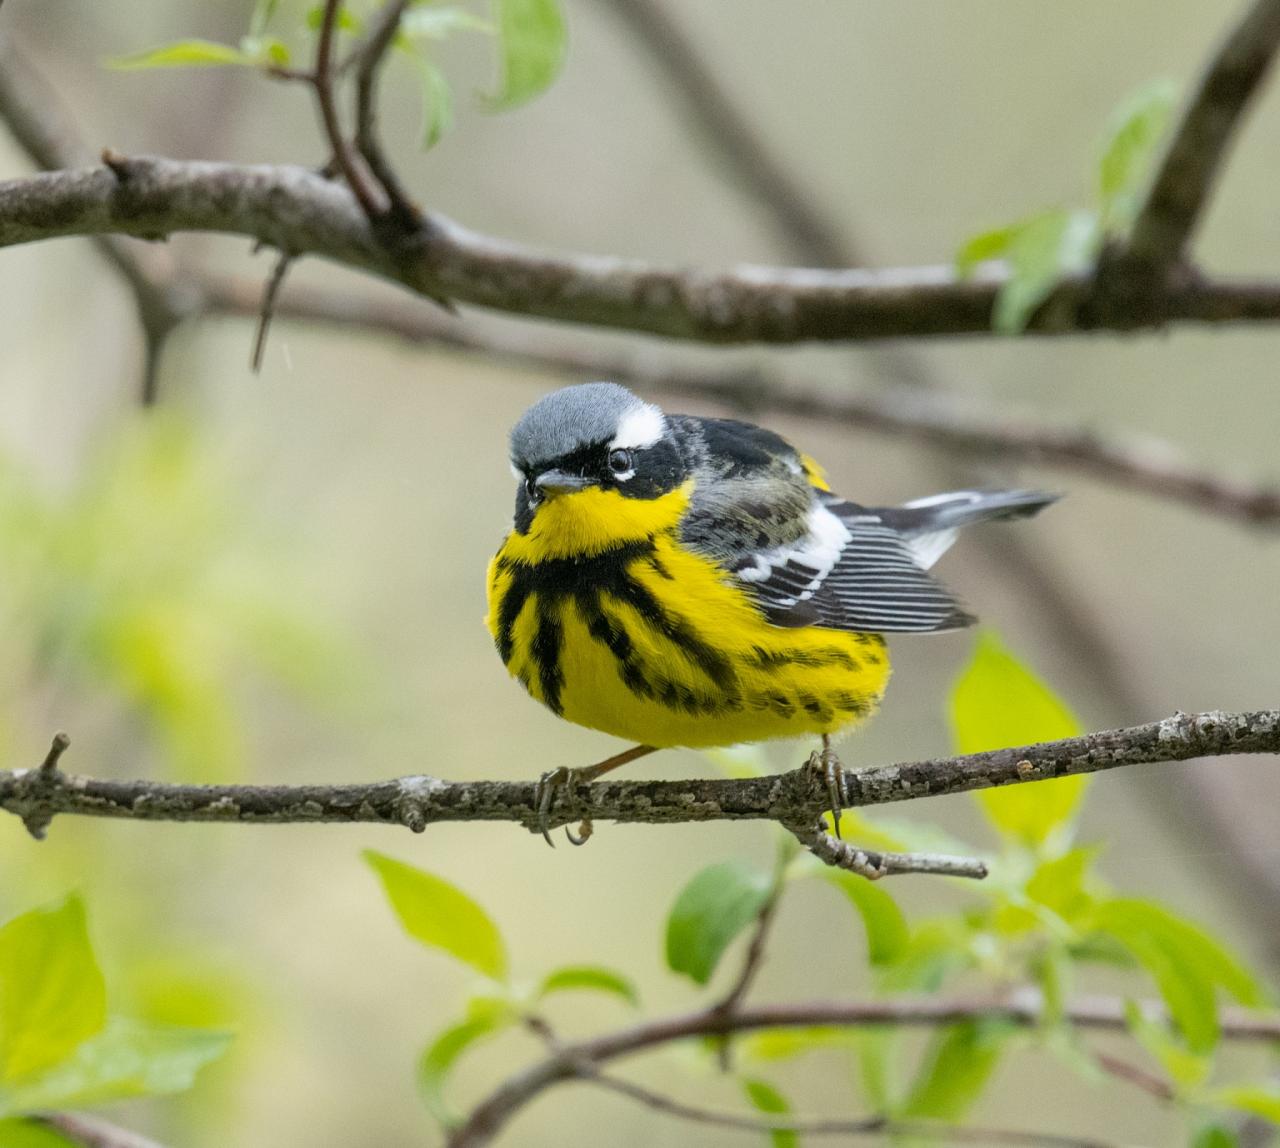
[876, 489, 1059, 570]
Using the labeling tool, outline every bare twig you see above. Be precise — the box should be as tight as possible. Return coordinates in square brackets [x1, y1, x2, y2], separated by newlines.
[1093, 1050, 1177, 1103]
[313, 0, 385, 219]
[249, 249, 294, 372]
[38, 1112, 168, 1148]
[447, 990, 1280, 1147]
[1, 710, 1276, 852]
[353, 0, 419, 229]
[787, 822, 989, 880]
[1127, 0, 1280, 272]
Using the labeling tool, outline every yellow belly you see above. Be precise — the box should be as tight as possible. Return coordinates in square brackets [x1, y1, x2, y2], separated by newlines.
[486, 526, 891, 749]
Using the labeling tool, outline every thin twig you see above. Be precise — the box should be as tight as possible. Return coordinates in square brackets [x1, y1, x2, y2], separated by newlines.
[1093, 1050, 1177, 1103]
[313, 0, 385, 218]
[1, 711, 1276, 847]
[1127, 0, 1280, 272]
[38, 1112, 168, 1148]
[250, 250, 294, 372]
[353, 0, 419, 228]
[447, 991, 1280, 1147]
[580, 1071, 1117, 1148]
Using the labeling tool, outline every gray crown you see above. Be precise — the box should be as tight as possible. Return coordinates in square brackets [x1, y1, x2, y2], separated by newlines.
[510, 382, 644, 468]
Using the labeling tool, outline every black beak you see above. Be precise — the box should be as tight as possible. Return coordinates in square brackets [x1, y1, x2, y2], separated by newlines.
[535, 469, 594, 496]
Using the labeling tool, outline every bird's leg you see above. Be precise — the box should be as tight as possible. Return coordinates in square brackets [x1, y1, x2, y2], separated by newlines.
[534, 744, 657, 847]
[807, 734, 850, 840]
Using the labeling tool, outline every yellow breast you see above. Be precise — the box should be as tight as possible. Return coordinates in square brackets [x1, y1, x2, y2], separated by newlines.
[485, 484, 891, 749]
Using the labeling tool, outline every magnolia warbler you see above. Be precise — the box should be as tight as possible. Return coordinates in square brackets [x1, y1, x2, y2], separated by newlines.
[486, 382, 1056, 845]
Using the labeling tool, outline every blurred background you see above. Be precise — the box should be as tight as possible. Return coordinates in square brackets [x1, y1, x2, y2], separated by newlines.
[1, 0, 1278, 1144]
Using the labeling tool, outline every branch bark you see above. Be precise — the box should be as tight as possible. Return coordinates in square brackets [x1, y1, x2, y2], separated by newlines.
[447, 989, 1280, 1147]
[2, 711, 1275, 848]
[9, 157, 1280, 344]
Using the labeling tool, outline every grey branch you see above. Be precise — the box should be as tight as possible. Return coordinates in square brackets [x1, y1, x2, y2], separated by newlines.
[447, 989, 1280, 1147]
[2, 711, 1276, 868]
[1127, 0, 1280, 271]
[7, 156, 1280, 345]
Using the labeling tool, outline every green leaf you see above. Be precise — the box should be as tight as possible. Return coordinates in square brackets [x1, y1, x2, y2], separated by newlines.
[1192, 1124, 1240, 1148]
[988, 210, 1101, 334]
[109, 40, 260, 70]
[740, 1027, 857, 1062]
[485, 0, 566, 110]
[950, 631, 1086, 849]
[878, 919, 973, 994]
[856, 1029, 899, 1114]
[0, 1018, 231, 1115]
[1099, 79, 1178, 229]
[740, 1078, 798, 1148]
[955, 223, 1020, 278]
[1094, 898, 1263, 1051]
[402, 7, 495, 40]
[1122, 1000, 1209, 1092]
[900, 1021, 1010, 1120]
[305, 4, 362, 32]
[536, 965, 638, 1007]
[0, 1120, 76, 1147]
[417, 1015, 508, 1127]
[823, 872, 908, 966]
[417, 61, 455, 150]
[665, 861, 771, 986]
[1211, 1084, 1280, 1124]
[364, 852, 508, 982]
[1025, 845, 1101, 922]
[0, 897, 106, 1082]
[238, 35, 291, 67]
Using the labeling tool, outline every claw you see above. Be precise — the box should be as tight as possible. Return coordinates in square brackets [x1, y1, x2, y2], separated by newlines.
[809, 735, 848, 839]
[566, 818, 593, 846]
[534, 766, 570, 848]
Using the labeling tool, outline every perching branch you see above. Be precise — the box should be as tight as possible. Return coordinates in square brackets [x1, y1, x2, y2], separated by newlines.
[446, 990, 1280, 1147]
[3, 711, 1276, 874]
[1126, 0, 1280, 273]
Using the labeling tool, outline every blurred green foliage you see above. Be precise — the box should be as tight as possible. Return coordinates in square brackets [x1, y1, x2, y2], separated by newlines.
[0, 898, 229, 1135]
[0, 411, 363, 780]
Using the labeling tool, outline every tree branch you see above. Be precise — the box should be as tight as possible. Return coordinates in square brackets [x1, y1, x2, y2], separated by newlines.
[2, 711, 1275, 859]
[38, 1113, 168, 1148]
[8, 156, 1280, 344]
[447, 990, 1280, 1147]
[202, 283, 1280, 527]
[1127, 0, 1280, 272]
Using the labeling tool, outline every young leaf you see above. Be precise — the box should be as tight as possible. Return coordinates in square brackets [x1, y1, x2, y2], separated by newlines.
[0, 1121, 77, 1147]
[740, 1027, 857, 1062]
[1211, 1084, 1280, 1124]
[740, 1078, 798, 1148]
[1093, 898, 1264, 1051]
[822, 871, 909, 966]
[418, 61, 455, 150]
[1025, 845, 1101, 922]
[1122, 1000, 1209, 1092]
[536, 965, 638, 1007]
[1098, 79, 1178, 229]
[485, 0, 566, 111]
[109, 40, 260, 70]
[855, 1028, 899, 1115]
[1192, 1124, 1240, 1148]
[954, 223, 1020, 278]
[0, 1019, 232, 1115]
[950, 631, 1086, 849]
[990, 210, 1101, 334]
[418, 1015, 509, 1127]
[665, 861, 771, 986]
[364, 852, 508, 982]
[899, 1021, 1011, 1120]
[0, 897, 106, 1082]
[401, 7, 495, 40]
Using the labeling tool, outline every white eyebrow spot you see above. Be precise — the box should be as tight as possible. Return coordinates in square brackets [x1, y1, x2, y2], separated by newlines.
[509, 461, 524, 481]
[609, 403, 666, 451]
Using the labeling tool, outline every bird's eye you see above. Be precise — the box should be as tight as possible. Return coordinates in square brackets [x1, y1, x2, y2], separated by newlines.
[608, 448, 633, 476]
[524, 476, 539, 502]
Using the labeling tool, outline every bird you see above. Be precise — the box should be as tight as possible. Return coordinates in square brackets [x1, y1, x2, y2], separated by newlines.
[486, 382, 1057, 848]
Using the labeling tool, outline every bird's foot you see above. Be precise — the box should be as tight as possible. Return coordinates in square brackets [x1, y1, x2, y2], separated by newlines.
[807, 736, 850, 840]
[533, 767, 593, 848]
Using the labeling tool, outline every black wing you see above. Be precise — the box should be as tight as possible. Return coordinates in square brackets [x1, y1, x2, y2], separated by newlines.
[732, 495, 973, 633]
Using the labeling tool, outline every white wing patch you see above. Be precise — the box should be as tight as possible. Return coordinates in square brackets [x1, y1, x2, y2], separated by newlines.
[735, 504, 851, 607]
[610, 402, 667, 451]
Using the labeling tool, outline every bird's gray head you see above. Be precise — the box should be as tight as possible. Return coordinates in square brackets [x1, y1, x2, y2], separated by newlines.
[506, 382, 687, 530]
